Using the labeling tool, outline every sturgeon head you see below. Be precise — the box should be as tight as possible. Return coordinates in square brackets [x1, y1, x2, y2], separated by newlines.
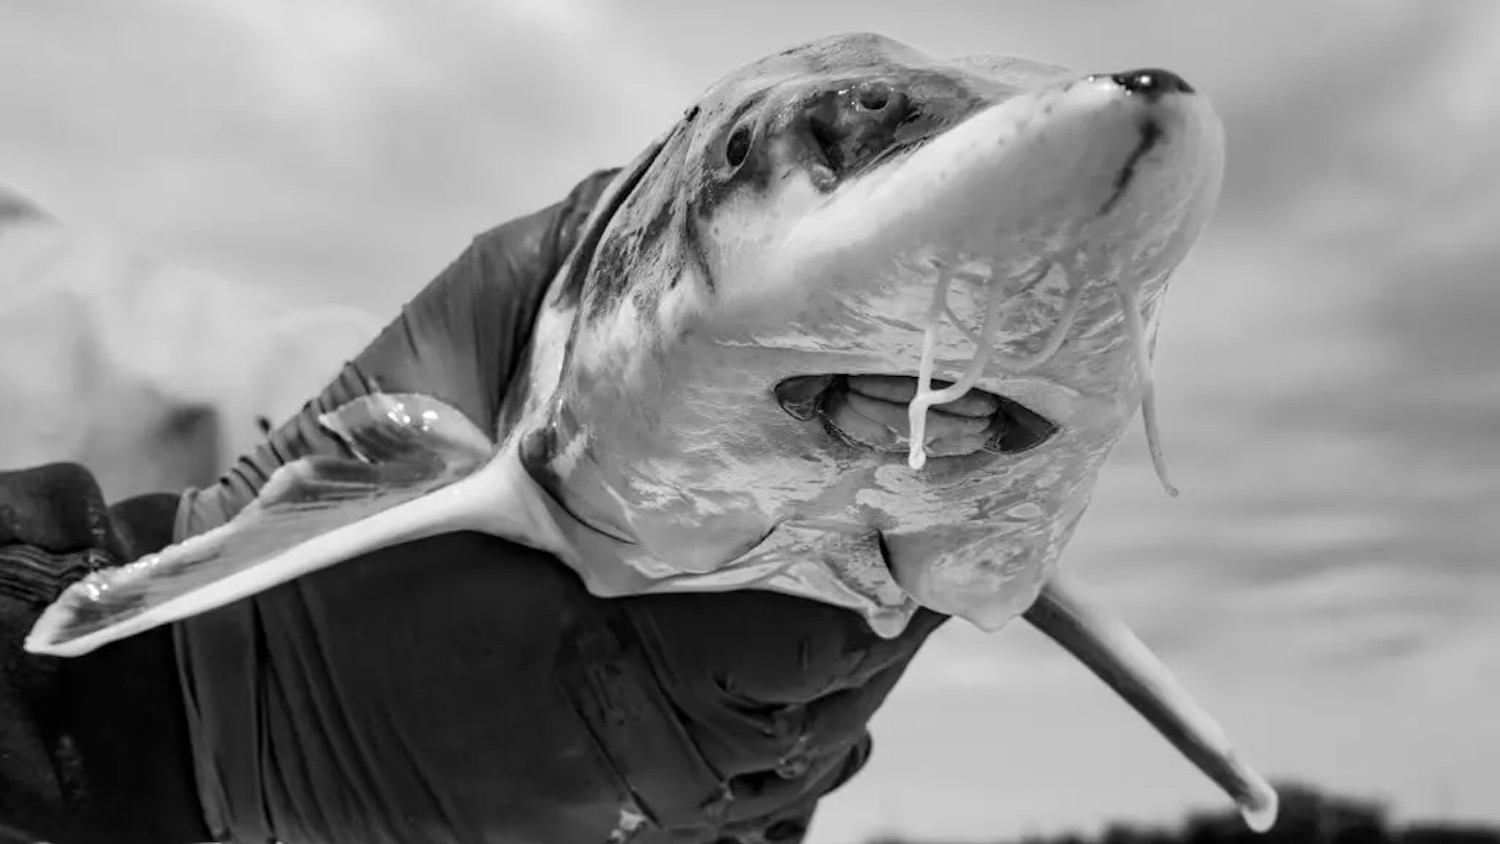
[516, 33, 1222, 634]
[508, 33, 1272, 830]
[26, 33, 1275, 831]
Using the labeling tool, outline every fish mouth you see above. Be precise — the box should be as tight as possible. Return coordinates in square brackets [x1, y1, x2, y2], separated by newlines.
[774, 373, 1058, 461]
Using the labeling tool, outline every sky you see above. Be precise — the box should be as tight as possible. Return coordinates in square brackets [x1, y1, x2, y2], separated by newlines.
[2, 1, 1499, 842]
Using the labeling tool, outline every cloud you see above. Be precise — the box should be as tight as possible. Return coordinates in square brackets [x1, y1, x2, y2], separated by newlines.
[0, 0, 690, 311]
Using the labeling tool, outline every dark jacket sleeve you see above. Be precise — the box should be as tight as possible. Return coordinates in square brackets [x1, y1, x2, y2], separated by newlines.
[178, 168, 619, 537]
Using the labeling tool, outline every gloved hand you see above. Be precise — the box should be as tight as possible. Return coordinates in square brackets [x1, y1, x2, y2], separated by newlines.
[8, 169, 952, 844]
[0, 465, 206, 844]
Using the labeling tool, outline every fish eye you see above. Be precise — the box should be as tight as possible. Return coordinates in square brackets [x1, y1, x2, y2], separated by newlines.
[725, 125, 752, 168]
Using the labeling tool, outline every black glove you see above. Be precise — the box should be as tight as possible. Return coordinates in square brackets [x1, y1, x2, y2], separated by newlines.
[0, 463, 204, 844]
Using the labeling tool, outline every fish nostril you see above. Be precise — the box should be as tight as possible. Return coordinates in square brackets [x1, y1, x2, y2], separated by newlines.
[855, 82, 891, 112]
[1107, 68, 1194, 99]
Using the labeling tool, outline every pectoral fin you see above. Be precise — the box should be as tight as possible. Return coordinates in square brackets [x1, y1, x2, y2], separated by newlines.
[1025, 572, 1279, 833]
[26, 394, 497, 658]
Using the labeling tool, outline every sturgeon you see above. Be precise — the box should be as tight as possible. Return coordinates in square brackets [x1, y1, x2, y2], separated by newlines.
[27, 33, 1277, 830]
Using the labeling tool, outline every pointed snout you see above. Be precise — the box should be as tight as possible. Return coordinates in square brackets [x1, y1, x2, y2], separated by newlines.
[768, 69, 1224, 293]
[1102, 68, 1196, 99]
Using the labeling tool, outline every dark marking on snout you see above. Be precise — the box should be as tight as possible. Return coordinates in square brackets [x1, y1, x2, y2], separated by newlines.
[1099, 116, 1163, 216]
[1109, 68, 1194, 100]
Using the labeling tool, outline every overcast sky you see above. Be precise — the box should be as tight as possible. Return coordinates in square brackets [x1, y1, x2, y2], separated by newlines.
[3, 2, 1499, 842]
